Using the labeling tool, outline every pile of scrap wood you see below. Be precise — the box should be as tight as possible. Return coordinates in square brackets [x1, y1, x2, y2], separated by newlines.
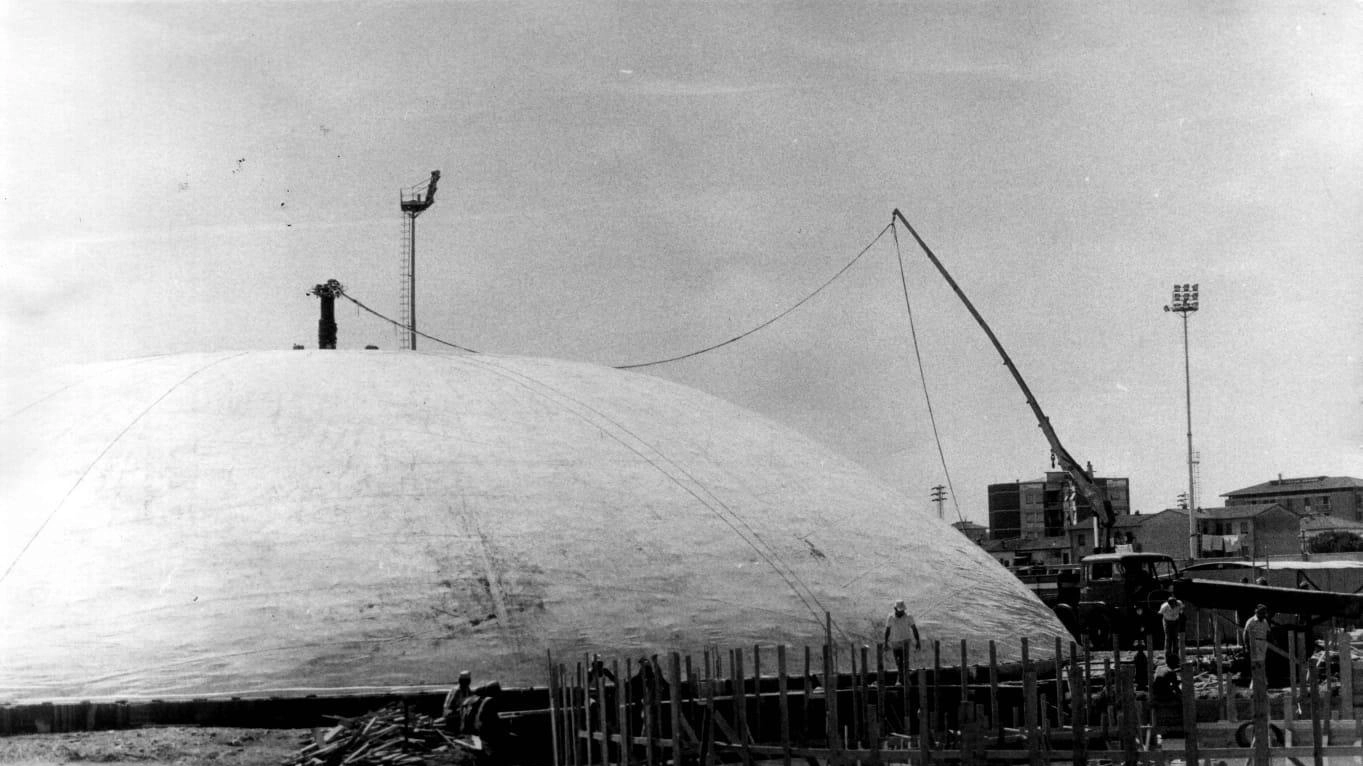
[285, 703, 477, 765]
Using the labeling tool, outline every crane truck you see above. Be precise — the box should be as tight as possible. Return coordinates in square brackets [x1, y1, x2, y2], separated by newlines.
[892, 210, 1363, 649]
[893, 210, 1168, 646]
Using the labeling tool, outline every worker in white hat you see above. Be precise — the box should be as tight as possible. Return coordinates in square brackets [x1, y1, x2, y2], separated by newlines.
[883, 598, 922, 685]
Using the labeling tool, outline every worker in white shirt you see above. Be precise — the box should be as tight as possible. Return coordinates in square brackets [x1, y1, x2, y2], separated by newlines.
[1157, 595, 1185, 667]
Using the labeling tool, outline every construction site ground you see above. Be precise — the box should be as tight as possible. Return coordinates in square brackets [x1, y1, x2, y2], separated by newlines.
[0, 726, 302, 766]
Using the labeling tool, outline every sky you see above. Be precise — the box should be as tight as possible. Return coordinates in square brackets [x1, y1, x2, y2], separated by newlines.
[3, 1, 1361, 527]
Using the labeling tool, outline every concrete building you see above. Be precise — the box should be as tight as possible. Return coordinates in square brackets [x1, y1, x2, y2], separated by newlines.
[951, 520, 989, 545]
[1066, 510, 1187, 562]
[1223, 475, 1363, 522]
[1195, 503, 1305, 560]
[988, 472, 1130, 540]
[982, 535, 1072, 570]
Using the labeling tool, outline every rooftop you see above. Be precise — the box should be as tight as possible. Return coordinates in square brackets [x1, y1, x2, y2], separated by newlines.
[1223, 476, 1363, 497]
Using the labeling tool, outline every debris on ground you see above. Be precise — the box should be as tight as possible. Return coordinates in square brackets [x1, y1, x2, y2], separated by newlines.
[283, 704, 475, 766]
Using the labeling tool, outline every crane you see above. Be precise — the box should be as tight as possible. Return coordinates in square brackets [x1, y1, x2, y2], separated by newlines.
[891, 209, 1117, 549]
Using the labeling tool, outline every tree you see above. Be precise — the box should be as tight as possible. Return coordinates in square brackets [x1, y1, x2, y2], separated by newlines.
[1306, 530, 1363, 553]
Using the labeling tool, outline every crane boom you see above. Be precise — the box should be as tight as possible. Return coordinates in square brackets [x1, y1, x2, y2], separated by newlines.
[891, 209, 1116, 546]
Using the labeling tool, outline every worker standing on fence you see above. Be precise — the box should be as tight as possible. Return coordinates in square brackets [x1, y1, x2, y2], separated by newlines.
[883, 598, 922, 684]
[1243, 604, 1272, 693]
[1158, 595, 1185, 667]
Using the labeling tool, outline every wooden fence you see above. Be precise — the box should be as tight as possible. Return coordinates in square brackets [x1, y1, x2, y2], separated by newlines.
[548, 609, 1362, 766]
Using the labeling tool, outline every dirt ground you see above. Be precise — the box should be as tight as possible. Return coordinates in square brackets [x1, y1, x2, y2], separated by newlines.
[0, 726, 304, 765]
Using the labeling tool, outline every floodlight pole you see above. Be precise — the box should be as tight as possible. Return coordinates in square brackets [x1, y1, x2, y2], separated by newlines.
[1164, 284, 1200, 562]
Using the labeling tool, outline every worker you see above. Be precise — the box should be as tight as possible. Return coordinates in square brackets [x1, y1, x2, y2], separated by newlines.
[461, 682, 505, 763]
[442, 671, 473, 730]
[1243, 604, 1273, 695]
[587, 654, 616, 686]
[883, 598, 922, 685]
[1131, 640, 1149, 691]
[1158, 595, 1185, 667]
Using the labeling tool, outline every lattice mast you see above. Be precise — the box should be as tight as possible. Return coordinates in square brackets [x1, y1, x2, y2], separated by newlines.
[398, 171, 441, 350]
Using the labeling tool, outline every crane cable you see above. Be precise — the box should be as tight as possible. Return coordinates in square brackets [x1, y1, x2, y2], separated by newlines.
[338, 292, 480, 354]
[615, 223, 894, 369]
[334, 223, 895, 370]
[890, 218, 966, 525]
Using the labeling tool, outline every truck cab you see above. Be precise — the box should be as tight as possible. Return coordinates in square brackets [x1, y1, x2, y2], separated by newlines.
[1048, 552, 1180, 647]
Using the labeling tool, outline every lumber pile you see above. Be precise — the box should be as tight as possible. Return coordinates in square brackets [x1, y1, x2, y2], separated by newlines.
[284, 704, 473, 766]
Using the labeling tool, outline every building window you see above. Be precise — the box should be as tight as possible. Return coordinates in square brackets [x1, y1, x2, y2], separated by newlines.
[1320, 496, 1331, 509]
[1077, 533, 1087, 548]
[1240, 521, 1249, 534]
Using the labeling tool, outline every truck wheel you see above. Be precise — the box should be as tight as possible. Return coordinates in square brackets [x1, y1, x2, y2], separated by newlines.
[1052, 604, 1080, 641]
[1085, 615, 1112, 649]
[1234, 721, 1283, 747]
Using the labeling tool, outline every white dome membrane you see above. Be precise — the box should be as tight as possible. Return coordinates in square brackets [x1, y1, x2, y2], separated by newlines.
[0, 351, 1066, 700]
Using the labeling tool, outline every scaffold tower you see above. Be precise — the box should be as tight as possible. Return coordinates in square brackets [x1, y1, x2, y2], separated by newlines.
[397, 170, 441, 350]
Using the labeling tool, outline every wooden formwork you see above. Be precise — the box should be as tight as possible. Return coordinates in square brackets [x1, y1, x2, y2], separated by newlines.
[549, 608, 1362, 766]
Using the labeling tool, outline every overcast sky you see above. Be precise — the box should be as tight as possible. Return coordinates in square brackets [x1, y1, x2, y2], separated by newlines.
[3, 1, 1360, 526]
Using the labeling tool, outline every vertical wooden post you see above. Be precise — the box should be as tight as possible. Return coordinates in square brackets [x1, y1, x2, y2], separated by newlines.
[753, 645, 763, 744]
[733, 648, 752, 766]
[1338, 627, 1356, 725]
[643, 658, 655, 766]
[1020, 636, 1032, 744]
[875, 642, 886, 735]
[1251, 657, 1269, 766]
[1022, 668, 1041, 766]
[1180, 628, 1197, 766]
[1145, 630, 1156, 695]
[903, 644, 914, 739]
[1053, 636, 1064, 727]
[862, 644, 872, 746]
[578, 662, 589, 766]
[701, 654, 716, 766]
[596, 659, 609, 766]
[777, 645, 791, 766]
[917, 667, 931, 766]
[824, 614, 839, 752]
[1119, 665, 1138, 766]
[669, 653, 683, 766]
[988, 640, 1000, 743]
[549, 654, 562, 766]
[1285, 632, 1298, 746]
[564, 664, 578, 766]
[1307, 652, 1323, 766]
[1101, 657, 1112, 742]
[1070, 642, 1086, 766]
[1213, 615, 1230, 723]
[959, 639, 969, 709]
[617, 659, 629, 766]
[868, 701, 882, 766]
[803, 645, 814, 747]
[933, 640, 943, 733]
[851, 643, 863, 747]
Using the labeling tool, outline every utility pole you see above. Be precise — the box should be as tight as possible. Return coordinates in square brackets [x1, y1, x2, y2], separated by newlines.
[930, 485, 947, 520]
[1164, 283, 1200, 561]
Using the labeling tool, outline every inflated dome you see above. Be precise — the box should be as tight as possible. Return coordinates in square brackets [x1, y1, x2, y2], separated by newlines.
[0, 351, 1066, 701]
